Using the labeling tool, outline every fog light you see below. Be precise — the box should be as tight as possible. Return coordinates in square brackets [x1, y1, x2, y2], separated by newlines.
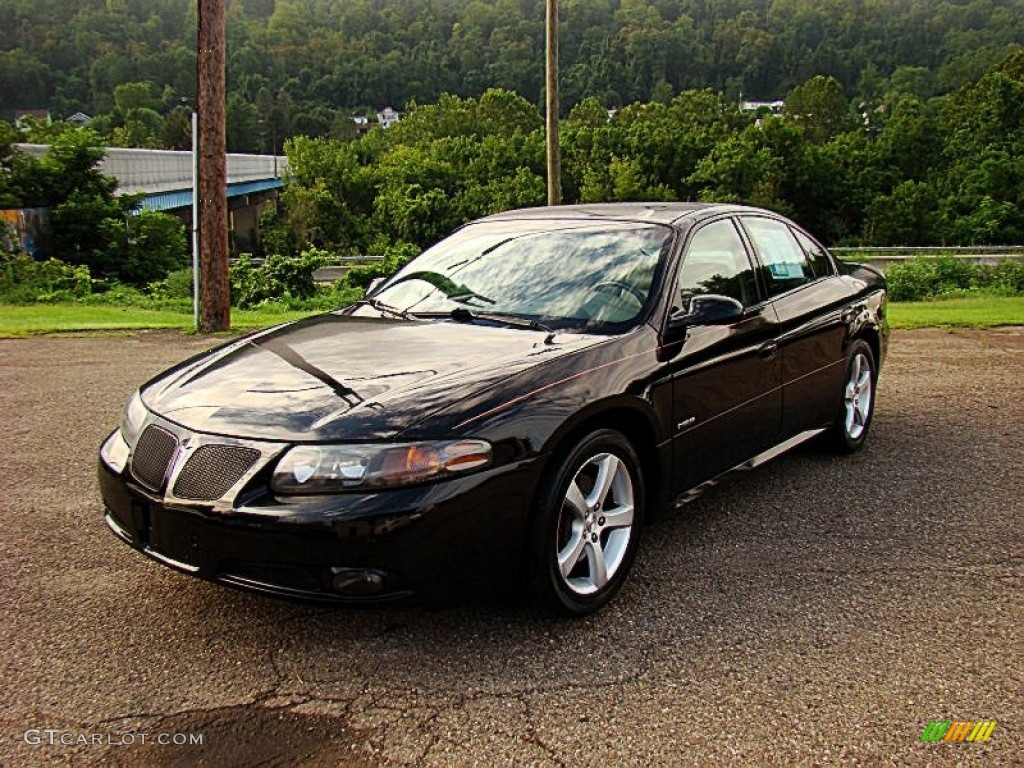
[330, 567, 385, 596]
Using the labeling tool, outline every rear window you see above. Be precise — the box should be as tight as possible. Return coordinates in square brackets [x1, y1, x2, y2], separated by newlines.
[791, 228, 835, 278]
[740, 217, 815, 297]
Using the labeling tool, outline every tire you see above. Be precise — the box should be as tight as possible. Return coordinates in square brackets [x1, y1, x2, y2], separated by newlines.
[527, 429, 644, 615]
[822, 339, 877, 454]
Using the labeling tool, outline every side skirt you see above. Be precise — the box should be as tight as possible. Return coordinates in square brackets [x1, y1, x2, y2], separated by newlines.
[673, 428, 826, 507]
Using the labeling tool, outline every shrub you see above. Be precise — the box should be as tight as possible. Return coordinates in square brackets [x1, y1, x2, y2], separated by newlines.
[229, 254, 272, 308]
[257, 200, 295, 258]
[887, 256, 973, 301]
[885, 259, 932, 302]
[344, 239, 420, 290]
[148, 268, 194, 300]
[315, 281, 364, 310]
[279, 281, 364, 312]
[128, 211, 189, 283]
[991, 259, 1024, 293]
[0, 253, 92, 303]
[886, 256, 1024, 301]
[78, 282, 150, 306]
[230, 248, 333, 309]
[51, 201, 189, 287]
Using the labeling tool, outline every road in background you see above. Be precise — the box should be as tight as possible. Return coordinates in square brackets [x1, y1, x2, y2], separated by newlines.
[1, 328, 1021, 766]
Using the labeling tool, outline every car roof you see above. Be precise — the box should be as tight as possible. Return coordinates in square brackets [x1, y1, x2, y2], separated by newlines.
[477, 202, 776, 227]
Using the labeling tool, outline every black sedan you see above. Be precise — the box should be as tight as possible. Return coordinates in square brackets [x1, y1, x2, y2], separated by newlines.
[99, 203, 887, 615]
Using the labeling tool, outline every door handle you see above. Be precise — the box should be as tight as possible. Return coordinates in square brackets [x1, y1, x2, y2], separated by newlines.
[758, 341, 779, 359]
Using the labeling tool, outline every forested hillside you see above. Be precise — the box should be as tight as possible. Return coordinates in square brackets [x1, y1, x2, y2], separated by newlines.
[2, 0, 1023, 152]
[257, 49, 1024, 252]
[1, 0, 1022, 254]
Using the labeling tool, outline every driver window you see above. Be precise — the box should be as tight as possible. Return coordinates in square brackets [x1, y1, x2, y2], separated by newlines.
[676, 219, 758, 308]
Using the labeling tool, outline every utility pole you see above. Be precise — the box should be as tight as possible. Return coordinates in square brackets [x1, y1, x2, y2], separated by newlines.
[191, 111, 199, 331]
[545, 0, 561, 205]
[197, 0, 229, 332]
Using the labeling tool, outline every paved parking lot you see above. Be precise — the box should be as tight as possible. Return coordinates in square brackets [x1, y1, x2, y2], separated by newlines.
[1, 328, 1021, 766]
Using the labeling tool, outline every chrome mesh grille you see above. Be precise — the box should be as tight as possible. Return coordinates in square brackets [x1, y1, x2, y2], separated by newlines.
[172, 444, 261, 501]
[130, 425, 178, 491]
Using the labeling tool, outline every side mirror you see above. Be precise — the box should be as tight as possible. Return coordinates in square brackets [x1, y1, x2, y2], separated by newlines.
[666, 294, 744, 340]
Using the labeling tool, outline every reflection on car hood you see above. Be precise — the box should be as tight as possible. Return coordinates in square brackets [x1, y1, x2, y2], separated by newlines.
[142, 313, 601, 441]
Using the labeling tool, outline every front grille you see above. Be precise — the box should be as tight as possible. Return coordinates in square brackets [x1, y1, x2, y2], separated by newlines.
[172, 444, 262, 501]
[131, 425, 178, 491]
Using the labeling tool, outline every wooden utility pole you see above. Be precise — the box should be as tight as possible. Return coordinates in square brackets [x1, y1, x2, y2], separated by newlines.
[545, 0, 561, 205]
[197, 0, 229, 331]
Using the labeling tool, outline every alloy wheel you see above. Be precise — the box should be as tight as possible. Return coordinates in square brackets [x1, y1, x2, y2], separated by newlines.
[555, 452, 635, 595]
[844, 351, 873, 441]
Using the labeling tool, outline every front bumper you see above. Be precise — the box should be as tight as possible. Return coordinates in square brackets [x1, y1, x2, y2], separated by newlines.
[98, 431, 540, 604]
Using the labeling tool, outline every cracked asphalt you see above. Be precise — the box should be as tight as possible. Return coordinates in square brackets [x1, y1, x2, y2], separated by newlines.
[1, 327, 1021, 767]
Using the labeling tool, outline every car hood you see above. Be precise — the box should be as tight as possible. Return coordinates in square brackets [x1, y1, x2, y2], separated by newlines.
[142, 313, 602, 441]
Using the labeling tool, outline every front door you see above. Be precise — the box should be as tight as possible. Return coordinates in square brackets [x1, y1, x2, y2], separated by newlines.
[665, 218, 783, 495]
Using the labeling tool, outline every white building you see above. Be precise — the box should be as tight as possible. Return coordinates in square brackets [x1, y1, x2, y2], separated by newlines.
[740, 100, 785, 115]
[376, 107, 401, 129]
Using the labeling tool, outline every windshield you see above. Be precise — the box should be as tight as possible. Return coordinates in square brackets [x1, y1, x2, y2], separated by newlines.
[369, 220, 673, 333]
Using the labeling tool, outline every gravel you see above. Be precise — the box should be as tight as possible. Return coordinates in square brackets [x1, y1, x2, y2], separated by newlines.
[1, 327, 1021, 766]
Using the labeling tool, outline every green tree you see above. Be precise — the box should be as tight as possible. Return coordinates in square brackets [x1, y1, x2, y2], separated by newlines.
[161, 105, 193, 150]
[886, 66, 935, 98]
[11, 129, 188, 284]
[568, 97, 609, 127]
[935, 50, 1024, 243]
[113, 81, 161, 112]
[6, 0, 1024, 138]
[689, 117, 805, 216]
[109, 107, 164, 148]
[863, 180, 940, 245]
[226, 93, 264, 152]
[785, 75, 855, 144]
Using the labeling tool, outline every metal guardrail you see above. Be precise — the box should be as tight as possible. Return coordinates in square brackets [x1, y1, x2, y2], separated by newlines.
[229, 254, 383, 266]
[830, 246, 1024, 269]
[313, 256, 384, 282]
[832, 246, 1024, 257]
[237, 248, 1022, 282]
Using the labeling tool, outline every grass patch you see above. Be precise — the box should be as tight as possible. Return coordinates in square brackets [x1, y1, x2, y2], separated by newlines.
[888, 296, 1024, 329]
[0, 303, 317, 337]
[2, 295, 1022, 337]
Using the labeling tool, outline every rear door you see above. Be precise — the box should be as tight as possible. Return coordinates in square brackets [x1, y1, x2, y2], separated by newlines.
[664, 217, 783, 495]
[737, 216, 850, 436]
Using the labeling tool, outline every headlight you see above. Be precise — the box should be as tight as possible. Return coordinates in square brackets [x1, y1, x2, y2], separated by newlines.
[271, 439, 493, 494]
[120, 390, 148, 446]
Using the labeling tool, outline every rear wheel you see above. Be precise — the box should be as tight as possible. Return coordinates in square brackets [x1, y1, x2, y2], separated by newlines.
[527, 429, 643, 615]
[822, 340, 876, 453]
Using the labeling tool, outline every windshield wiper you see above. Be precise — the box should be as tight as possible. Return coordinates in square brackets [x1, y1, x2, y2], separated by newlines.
[448, 288, 496, 306]
[449, 307, 556, 338]
[349, 298, 419, 320]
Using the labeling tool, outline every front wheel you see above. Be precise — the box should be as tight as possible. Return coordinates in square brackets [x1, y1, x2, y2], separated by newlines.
[822, 340, 877, 453]
[527, 429, 644, 615]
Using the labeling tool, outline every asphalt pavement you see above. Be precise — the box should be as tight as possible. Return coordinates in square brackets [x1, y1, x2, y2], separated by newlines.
[1, 327, 1021, 767]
